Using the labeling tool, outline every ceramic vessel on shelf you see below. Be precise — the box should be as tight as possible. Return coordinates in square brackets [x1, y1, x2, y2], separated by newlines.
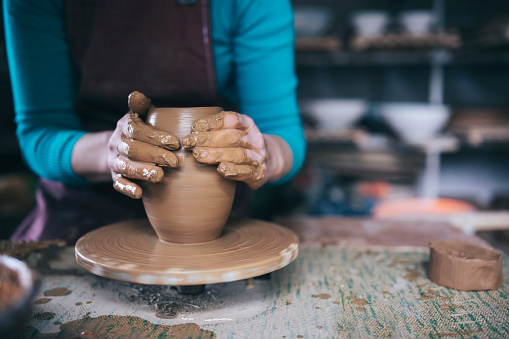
[300, 98, 367, 131]
[351, 10, 390, 37]
[141, 107, 237, 244]
[399, 10, 435, 36]
[379, 102, 451, 145]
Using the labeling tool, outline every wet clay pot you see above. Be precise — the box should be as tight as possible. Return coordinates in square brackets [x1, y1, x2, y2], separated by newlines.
[141, 107, 237, 243]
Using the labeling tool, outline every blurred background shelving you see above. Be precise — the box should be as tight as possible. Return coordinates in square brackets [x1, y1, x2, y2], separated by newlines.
[283, 0, 509, 222]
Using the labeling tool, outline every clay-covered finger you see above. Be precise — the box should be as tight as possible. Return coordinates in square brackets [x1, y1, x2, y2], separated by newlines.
[192, 111, 253, 132]
[192, 147, 265, 166]
[113, 175, 142, 199]
[112, 156, 164, 183]
[217, 163, 265, 190]
[182, 129, 251, 150]
[128, 91, 151, 117]
[118, 137, 179, 168]
[124, 114, 180, 150]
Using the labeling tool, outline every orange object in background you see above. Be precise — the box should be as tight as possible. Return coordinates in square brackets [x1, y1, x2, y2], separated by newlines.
[357, 181, 391, 199]
[373, 198, 475, 218]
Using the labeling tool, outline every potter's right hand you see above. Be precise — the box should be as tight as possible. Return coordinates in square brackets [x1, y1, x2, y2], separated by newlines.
[108, 113, 180, 199]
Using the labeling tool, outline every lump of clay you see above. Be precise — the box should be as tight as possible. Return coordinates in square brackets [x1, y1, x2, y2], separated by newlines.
[128, 91, 151, 117]
[0, 259, 25, 313]
[428, 240, 503, 291]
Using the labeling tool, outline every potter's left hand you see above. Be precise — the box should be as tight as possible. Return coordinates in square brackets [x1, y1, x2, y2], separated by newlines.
[182, 111, 293, 190]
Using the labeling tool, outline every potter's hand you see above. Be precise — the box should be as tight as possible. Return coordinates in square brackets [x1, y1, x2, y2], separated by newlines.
[182, 111, 292, 190]
[108, 113, 180, 199]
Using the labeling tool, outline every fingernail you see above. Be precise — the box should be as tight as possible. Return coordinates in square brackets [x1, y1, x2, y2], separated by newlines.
[192, 119, 209, 132]
[182, 135, 196, 149]
[119, 140, 130, 156]
[159, 135, 180, 150]
[143, 168, 164, 183]
[192, 148, 208, 160]
[128, 91, 151, 115]
[115, 157, 127, 171]
[218, 163, 238, 177]
[126, 121, 135, 138]
[157, 153, 178, 168]
[192, 115, 224, 132]
[113, 181, 141, 199]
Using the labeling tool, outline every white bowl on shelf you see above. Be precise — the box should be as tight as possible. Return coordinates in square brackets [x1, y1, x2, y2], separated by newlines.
[399, 10, 435, 35]
[379, 102, 451, 144]
[300, 99, 367, 130]
[351, 11, 390, 37]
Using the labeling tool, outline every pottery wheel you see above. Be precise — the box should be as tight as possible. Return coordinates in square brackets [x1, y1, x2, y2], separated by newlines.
[75, 218, 299, 285]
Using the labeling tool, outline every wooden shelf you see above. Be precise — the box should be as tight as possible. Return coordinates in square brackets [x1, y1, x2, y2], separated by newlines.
[305, 128, 459, 153]
[296, 49, 509, 66]
[296, 36, 341, 52]
[350, 32, 461, 51]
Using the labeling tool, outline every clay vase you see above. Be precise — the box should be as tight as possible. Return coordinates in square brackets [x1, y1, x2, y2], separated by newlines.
[141, 107, 237, 243]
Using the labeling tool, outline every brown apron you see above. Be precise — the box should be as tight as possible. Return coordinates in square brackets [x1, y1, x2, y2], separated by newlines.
[12, 0, 244, 244]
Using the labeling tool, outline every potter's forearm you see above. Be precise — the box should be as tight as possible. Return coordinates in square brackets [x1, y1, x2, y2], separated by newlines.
[264, 134, 293, 184]
[71, 131, 113, 182]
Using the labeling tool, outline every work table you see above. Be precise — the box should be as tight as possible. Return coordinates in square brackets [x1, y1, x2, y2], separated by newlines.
[11, 217, 509, 338]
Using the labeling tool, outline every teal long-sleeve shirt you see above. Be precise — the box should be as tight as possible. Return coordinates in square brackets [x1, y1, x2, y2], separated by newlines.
[3, 0, 306, 185]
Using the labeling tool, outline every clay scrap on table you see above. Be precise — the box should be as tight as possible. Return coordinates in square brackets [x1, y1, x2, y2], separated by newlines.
[0, 239, 66, 259]
[428, 240, 503, 291]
